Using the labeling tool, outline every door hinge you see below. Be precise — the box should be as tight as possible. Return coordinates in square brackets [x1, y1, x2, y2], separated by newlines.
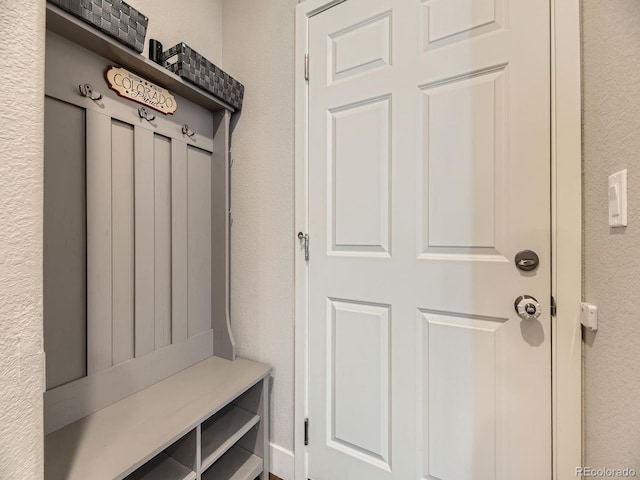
[304, 54, 310, 81]
[550, 296, 557, 317]
[304, 417, 309, 445]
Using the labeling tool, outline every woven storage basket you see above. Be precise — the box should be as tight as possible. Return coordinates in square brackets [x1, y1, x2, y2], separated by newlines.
[164, 43, 244, 111]
[48, 0, 148, 53]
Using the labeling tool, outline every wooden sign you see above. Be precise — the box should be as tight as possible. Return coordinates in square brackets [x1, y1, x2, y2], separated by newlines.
[105, 66, 177, 115]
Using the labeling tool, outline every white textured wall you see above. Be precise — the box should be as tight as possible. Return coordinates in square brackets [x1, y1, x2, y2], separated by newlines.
[222, 0, 297, 469]
[128, 0, 223, 64]
[0, 1, 46, 479]
[582, 0, 640, 471]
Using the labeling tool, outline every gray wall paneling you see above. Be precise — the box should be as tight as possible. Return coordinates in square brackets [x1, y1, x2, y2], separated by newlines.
[111, 120, 135, 366]
[86, 109, 113, 374]
[154, 134, 173, 350]
[44, 24, 239, 432]
[187, 145, 213, 338]
[44, 96, 87, 390]
[171, 141, 189, 344]
[134, 126, 156, 358]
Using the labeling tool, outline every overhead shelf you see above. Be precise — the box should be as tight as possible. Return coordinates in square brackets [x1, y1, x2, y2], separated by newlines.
[45, 3, 234, 113]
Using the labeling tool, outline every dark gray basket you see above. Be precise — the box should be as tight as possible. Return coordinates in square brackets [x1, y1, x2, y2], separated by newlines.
[48, 0, 148, 53]
[164, 43, 244, 111]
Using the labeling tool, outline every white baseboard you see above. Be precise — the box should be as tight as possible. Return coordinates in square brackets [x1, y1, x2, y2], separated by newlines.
[269, 443, 295, 480]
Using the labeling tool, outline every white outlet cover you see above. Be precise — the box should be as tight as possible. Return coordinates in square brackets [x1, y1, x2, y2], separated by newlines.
[580, 302, 598, 331]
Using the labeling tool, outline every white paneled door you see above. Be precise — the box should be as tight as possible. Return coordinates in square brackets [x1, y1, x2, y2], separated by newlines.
[307, 0, 551, 479]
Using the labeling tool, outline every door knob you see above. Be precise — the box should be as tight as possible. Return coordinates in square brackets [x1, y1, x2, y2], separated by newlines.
[514, 295, 541, 320]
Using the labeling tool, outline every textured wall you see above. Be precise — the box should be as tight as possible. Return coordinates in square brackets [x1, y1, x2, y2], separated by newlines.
[0, 1, 46, 479]
[128, 0, 222, 64]
[222, 0, 297, 467]
[582, 0, 640, 471]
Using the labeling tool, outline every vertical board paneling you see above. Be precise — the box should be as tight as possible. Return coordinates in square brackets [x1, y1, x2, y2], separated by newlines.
[154, 134, 172, 349]
[44, 96, 87, 389]
[135, 126, 156, 357]
[86, 109, 113, 374]
[187, 145, 212, 337]
[212, 111, 235, 360]
[171, 141, 189, 343]
[111, 120, 135, 365]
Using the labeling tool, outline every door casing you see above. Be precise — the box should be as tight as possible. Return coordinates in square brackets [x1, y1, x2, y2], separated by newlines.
[294, 1, 582, 479]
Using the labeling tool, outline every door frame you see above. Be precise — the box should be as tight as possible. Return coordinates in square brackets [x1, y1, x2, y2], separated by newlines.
[293, 1, 583, 479]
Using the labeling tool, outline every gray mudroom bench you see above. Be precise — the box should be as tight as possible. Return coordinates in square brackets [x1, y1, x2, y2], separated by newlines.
[44, 5, 270, 480]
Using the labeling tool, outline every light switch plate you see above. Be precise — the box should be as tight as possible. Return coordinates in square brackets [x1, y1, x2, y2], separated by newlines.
[608, 169, 627, 227]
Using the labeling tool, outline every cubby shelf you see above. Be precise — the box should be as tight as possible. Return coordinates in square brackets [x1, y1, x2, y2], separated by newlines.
[201, 446, 263, 480]
[201, 406, 261, 471]
[124, 453, 196, 480]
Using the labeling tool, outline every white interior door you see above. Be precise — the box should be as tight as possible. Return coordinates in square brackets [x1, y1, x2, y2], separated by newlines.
[307, 0, 551, 479]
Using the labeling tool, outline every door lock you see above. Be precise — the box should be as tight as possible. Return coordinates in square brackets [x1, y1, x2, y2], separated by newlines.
[514, 250, 539, 272]
[514, 295, 541, 320]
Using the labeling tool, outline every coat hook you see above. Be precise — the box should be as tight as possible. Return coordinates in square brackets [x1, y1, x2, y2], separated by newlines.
[79, 83, 103, 101]
[138, 107, 156, 122]
[182, 124, 196, 138]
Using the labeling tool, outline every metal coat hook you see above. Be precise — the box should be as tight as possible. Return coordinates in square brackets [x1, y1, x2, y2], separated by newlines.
[138, 107, 156, 122]
[182, 124, 196, 138]
[79, 83, 103, 101]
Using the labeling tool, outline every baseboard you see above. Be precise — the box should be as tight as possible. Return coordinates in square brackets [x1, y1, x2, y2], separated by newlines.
[269, 442, 295, 480]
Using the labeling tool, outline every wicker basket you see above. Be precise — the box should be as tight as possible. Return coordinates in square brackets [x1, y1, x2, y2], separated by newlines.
[164, 43, 244, 111]
[48, 0, 148, 53]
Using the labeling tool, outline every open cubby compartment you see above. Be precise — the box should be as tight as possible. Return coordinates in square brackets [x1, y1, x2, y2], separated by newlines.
[201, 426, 262, 480]
[200, 381, 266, 473]
[124, 429, 197, 480]
[231, 381, 267, 461]
[200, 404, 259, 471]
